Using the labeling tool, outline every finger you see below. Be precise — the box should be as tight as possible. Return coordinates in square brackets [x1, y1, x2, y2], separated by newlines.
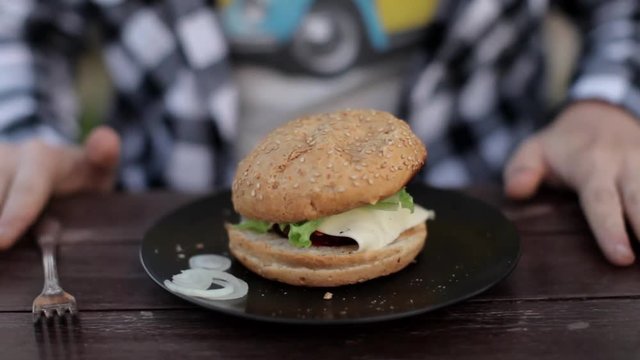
[579, 177, 635, 266]
[0, 142, 55, 250]
[54, 126, 121, 194]
[79, 126, 120, 191]
[0, 146, 18, 204]
[504, 136, 548, 199]
[0, 171, 12, 210]
[84, 126, 121, 171]
[619, 163, 640, 245]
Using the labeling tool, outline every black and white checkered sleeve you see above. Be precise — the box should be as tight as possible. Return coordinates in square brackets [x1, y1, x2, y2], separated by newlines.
[97, 0, 237, 190]
[0, 0, 86, 144]
[565, 0, 640, 119]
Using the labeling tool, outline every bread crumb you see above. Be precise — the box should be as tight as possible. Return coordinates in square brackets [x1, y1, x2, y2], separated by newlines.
[323, 292, 333, 300]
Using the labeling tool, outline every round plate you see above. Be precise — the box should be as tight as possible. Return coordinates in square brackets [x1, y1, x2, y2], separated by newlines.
[140, 184, 520, 324]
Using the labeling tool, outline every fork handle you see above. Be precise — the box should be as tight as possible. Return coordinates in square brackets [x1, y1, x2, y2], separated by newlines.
[37, 219, 63, 295]
[41, 242, 63, 295]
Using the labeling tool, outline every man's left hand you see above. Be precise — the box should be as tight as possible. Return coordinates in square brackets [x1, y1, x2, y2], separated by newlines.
[504, 100, 640, 266]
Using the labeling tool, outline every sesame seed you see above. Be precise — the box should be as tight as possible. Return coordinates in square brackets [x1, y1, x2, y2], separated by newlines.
[350, 175, 358, 180]
[256, 183, 260, 189]
[353, 181, 361, 187]
[337, 187, 346, 192]
[310, 178, 316, 183]
[300, 157, 305, 162]
[257, 194, 263, 200]
[368, 179, 374, 184]
[326, 163, 333, 169]
[355, 165, 363, 171]
[293, 183, 299, 189]
[251, 189, 256, 197]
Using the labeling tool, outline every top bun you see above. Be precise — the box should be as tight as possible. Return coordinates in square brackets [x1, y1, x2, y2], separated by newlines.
[232, 109, 427, 223]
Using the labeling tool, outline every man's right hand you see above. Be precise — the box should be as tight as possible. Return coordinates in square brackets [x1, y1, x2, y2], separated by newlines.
[0, 126, 120, 250]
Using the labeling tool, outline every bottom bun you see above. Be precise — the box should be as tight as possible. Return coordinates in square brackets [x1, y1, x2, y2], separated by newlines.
[226, 222, 427, 287]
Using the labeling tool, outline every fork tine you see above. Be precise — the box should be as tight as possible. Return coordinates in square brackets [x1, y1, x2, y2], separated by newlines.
[43, 308, 54, 319]
[55, 307, 65, 317]
[33, 311, 42, 323]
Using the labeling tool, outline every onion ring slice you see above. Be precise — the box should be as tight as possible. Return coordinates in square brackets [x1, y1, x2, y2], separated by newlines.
[188, 254, 232, 271]
[164, 268, 248, 300]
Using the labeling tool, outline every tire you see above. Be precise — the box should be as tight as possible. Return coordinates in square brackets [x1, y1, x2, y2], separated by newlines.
[290, 1, 363, 76]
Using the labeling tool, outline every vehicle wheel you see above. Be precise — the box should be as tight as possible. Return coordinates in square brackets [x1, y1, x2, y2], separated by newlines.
[290, 1, 363, 76]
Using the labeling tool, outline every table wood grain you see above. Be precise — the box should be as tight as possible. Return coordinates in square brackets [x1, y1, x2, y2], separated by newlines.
[1, 188, 639, 359]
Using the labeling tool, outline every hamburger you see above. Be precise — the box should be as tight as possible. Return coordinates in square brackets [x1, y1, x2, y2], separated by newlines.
[226, 109, 434, 287]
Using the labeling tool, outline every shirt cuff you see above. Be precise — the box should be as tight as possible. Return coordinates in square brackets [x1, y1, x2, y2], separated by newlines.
[567, 73, 640, 120]
[0, 122, 72, 145]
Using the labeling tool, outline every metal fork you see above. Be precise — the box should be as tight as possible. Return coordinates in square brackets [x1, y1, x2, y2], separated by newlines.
[32, 218, 78, 323]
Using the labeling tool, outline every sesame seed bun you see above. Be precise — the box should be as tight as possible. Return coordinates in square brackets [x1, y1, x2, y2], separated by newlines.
[226, 222, 427, 287]
[232, 109, 427, 223]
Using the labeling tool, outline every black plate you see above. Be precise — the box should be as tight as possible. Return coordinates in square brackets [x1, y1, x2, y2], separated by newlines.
[140, 184, 520, 324]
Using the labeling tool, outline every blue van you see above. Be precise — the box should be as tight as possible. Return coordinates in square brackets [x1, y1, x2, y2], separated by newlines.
[219, 0, 438, 75]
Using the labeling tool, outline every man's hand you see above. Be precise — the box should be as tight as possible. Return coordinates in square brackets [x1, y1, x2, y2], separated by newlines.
[504, 101, 640, 266]
[0, 126, 120, 250]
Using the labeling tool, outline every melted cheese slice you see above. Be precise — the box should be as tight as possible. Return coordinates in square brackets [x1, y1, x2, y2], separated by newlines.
[317, 205, 435, 252]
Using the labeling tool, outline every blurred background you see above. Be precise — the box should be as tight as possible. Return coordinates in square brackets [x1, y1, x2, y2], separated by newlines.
[76, 2, 579, 160]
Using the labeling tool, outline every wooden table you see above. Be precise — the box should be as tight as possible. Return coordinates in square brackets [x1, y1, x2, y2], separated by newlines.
[1, 188, 639, 359]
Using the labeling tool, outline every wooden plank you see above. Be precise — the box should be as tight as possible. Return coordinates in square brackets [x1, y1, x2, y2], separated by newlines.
[42, 190, 588, 245]
[46, 192, 200, 243]
[2, 229, 639, 312]
[463, 187, 589, 235]
[1, 299, 638, 359]
[0, 242, 187, 312]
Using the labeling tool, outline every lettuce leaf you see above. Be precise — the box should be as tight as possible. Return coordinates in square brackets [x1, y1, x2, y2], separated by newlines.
[397, 188, 415, 213]
[235, 188, 415, 247]
[236, 218, 321, 248]
[368, 187, 414, 213]
[287, 219, 322, 248]
[235, 219, 272, 233]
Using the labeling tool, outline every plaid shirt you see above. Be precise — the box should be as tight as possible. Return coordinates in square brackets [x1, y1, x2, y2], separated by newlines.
[1, 0, 639, 190]
[406, 0, 640, 186]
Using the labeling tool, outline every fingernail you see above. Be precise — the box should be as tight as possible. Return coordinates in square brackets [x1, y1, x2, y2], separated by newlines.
[512, 167, 531, 176]
[615, 244, 634, 261]
[0, 228, 9, 250]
